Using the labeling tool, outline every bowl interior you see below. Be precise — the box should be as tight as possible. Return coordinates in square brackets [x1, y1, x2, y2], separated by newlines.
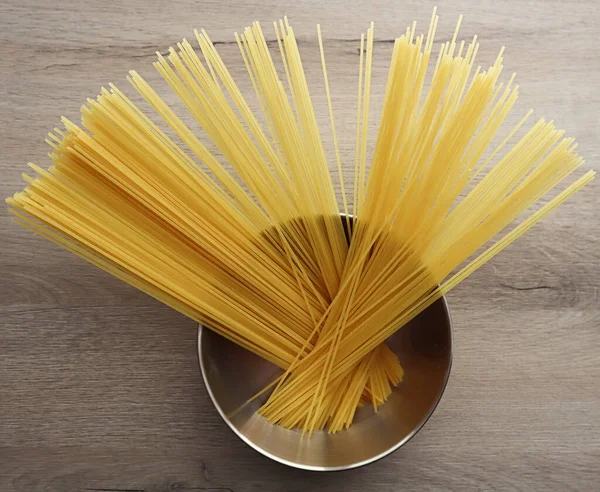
[198, 296, 452, 471]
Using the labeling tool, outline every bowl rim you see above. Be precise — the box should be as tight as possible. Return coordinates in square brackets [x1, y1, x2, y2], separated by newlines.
[196, 295, 453, 472]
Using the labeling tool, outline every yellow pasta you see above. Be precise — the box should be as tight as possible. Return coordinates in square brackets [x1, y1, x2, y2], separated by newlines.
[6, 9, 594, 435]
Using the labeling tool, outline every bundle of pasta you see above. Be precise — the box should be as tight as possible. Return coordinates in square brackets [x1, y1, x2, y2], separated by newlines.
[7, 10, 594, 435]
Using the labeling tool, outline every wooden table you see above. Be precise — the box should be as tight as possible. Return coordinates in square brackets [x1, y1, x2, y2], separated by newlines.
[1, 1, 599, 490]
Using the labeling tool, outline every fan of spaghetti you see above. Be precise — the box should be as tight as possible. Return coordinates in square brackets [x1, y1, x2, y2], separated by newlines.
[6, 9, 594, 435]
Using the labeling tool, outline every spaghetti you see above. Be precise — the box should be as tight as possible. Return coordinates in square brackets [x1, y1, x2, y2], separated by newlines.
[7, 9, 594, 434]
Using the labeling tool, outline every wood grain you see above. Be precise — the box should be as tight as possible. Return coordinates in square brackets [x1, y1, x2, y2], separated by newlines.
[1, 1, 599, 490]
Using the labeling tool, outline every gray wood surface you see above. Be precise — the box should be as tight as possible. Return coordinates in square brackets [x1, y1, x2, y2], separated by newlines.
[1, 1, 599, 490]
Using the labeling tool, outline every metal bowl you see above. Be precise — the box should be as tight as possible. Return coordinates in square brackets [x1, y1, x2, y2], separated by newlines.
[197, 294, 452, 471]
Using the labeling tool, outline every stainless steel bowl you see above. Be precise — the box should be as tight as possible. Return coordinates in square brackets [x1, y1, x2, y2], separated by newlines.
[197, 295, 452, 471]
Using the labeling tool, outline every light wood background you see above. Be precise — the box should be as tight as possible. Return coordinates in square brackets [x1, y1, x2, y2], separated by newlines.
[1, 1, 599, 490]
